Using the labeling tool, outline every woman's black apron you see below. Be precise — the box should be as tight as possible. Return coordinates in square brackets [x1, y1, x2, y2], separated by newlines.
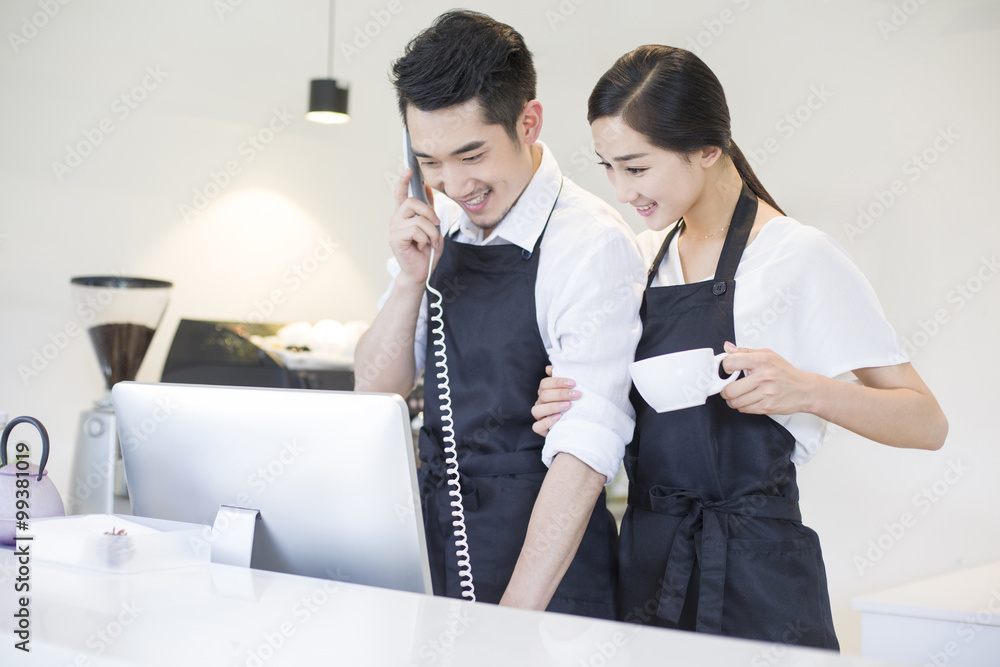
[619, 182, 839, 649]
[418, 188, 618, 620]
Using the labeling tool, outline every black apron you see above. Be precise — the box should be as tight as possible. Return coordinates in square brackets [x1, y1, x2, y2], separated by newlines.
[619, 182, 839, 649]
[418, 189, 618, 620]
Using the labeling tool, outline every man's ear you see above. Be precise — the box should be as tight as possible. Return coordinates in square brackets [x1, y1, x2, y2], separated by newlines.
[520, 100, 543, 145]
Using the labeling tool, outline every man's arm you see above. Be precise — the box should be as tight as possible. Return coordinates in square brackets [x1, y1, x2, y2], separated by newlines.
[354, 278, 423, 395]
[354, 170, 440, 394]
[499, 453, 605, 610]
[502, 225, 647, 610]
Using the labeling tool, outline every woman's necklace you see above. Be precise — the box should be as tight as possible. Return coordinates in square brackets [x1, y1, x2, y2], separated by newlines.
[679, 218, 729, 241]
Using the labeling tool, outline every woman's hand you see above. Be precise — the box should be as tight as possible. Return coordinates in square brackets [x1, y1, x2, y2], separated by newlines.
[719, 341, 818, 415]
[531, 366, 581, 437]
[719, 341, 948, 450]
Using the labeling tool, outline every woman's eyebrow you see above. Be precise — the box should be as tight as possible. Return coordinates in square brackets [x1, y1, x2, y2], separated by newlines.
[612, 152, 648, 162]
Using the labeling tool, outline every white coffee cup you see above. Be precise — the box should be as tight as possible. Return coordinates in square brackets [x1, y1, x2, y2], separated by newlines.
[629, 347, 740, 413]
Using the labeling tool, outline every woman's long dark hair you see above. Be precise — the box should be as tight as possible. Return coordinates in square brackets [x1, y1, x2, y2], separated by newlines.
[588, 45, 784, 215]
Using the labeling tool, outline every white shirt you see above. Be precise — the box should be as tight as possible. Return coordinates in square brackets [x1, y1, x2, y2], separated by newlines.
[379, 142, 647, 483]
[638, 216, 908, 464]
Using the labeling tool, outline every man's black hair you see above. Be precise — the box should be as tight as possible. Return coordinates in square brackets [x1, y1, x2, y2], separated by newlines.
[391, 10, 536, 143]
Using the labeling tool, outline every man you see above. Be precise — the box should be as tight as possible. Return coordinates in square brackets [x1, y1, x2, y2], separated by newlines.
[354, 10, 644, 620]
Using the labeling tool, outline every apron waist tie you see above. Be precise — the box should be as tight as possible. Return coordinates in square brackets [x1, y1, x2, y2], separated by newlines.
[628, 484, 802, 634]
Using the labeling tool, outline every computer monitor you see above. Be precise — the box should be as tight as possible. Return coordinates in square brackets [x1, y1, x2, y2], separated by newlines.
[111, 382, 431, 595]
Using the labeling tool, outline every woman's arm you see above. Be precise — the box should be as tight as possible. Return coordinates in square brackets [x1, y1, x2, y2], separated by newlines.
[531, 346, 949, 451]
[720, 342, 948, 451]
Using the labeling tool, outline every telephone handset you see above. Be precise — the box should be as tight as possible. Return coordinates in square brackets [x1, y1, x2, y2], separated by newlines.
[404, 128, 476, 602]
[403, 128, 429, 205]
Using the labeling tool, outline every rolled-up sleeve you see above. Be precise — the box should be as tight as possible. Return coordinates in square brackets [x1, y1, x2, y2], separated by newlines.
[540, 229, 646, 484]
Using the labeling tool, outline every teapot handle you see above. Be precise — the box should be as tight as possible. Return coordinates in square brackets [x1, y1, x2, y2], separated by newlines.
[1, 416, 50, 482]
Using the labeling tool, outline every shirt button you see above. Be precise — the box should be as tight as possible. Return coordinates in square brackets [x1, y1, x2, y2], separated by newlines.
[712, 281, 727, 295]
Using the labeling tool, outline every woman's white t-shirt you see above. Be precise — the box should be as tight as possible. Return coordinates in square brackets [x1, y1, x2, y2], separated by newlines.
[637, 216, 908, 464]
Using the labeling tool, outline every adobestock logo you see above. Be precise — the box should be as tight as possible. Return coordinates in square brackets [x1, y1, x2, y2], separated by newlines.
[51, 66, 169, 182]
[898, 254, 998, 360]
[844, 126, 959, 244]
[178, 107, 294, 223]
[854, 459, 969, 576]
[545, 0, 591, 31]
[681, 0, 753, 56]
[7, 0, 72, 54]
[244, 235, 339, 324]
[746, 85, 834, 170]
[339, 0, 408, 63]
[17, 268, 127, 386]
[877, 0, 932, 40]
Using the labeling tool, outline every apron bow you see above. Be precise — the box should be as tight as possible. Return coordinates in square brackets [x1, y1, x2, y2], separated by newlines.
[630, 485, 802, 634]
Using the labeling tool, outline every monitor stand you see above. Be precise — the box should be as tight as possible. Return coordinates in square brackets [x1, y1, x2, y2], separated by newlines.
[210, 505, 261, 568]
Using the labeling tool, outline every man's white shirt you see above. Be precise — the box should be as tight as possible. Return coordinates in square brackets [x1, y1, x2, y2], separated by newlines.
[378, 142, 646, 483]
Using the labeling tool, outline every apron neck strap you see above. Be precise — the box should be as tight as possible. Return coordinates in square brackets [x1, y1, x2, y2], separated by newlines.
[714, 180, 758, 283]
[646, 220, 683, 289]
[529, 178, 564, 255]
[645, 181, 758, 288]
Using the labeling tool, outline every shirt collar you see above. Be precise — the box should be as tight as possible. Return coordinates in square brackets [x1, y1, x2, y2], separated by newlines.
[448, 141, 563, 252]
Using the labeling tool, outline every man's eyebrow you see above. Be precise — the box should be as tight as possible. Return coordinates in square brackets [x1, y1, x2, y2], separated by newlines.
[450, 140, 486, 157]
[412, 140, 487, 160]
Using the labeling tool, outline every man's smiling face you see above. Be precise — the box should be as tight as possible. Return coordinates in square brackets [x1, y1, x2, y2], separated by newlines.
[406, 99, 536, 234]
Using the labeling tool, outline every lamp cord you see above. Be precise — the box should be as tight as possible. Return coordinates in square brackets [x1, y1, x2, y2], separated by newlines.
[327, 0, 335, 78]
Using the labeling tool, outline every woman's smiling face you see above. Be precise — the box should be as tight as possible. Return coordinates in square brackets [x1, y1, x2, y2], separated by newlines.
[591, 115, 706, 232]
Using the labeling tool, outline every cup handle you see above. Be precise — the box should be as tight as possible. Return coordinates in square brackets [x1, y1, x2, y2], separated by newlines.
[710, 353, 741, 396]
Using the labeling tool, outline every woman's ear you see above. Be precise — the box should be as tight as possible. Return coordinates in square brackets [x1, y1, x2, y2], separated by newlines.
[700, 144, 724, 168]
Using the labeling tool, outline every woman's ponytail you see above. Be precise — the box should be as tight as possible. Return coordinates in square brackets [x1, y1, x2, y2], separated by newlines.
[728, 140, 784, 215]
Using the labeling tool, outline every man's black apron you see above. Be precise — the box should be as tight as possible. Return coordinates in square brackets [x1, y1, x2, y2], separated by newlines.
[619, 182, 839, 649]
[418, 190, 618, 620]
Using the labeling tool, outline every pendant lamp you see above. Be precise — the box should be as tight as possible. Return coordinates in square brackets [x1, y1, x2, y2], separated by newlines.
[307, 0, 349, 124]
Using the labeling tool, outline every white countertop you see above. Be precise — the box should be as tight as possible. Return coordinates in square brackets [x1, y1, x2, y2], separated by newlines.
[0, 546, 904, 666]
[851, 560, 1000, 625]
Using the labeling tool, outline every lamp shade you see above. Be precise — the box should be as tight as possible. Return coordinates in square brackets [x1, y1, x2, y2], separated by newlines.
[307, 78, 349, 124]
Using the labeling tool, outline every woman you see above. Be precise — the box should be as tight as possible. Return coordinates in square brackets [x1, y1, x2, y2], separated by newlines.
[532, 45, 947, 649]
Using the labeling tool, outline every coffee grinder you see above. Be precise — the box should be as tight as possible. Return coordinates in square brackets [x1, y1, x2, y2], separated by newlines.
[67, 276, 172, 515]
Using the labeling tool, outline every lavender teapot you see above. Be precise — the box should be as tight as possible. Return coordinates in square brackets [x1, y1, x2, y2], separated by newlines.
[1, 416, 66, 545]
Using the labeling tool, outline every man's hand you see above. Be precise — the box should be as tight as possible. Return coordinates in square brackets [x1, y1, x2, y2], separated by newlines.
[391, 168, 442, 287]
[353, 169, 439, 396]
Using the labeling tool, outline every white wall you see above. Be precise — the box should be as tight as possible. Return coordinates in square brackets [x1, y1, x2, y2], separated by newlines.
[1, 0, 997, 655]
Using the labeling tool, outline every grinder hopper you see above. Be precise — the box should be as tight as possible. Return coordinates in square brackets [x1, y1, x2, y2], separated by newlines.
[72, 276, 173, 393]
[67, 276, 172, 515]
